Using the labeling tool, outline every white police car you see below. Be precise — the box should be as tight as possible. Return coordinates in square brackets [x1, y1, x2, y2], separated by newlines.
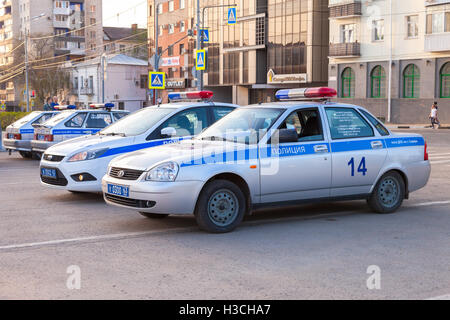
[40, 92, 238, 192]
[102, 87, 431, 233]
[31, 104, 129, 155]
[3, 111, 59, 159]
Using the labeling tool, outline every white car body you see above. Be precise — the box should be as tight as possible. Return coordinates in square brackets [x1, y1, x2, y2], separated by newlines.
[39, 102, 237, 192]
[102, 102, 431, 230]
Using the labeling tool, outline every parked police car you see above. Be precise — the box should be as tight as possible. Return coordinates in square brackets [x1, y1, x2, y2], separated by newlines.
[3, 111, 59, 159]
[31, 104, 129, 155]
[102, 88, 431, 233]
[40, 92, 237, 192]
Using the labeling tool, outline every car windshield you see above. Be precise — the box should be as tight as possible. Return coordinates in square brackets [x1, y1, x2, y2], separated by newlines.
[39, 111, 75, 127]
[12, 112, 41, 126]
[100, 107, 173, 137]
[197, 108, 284, 144]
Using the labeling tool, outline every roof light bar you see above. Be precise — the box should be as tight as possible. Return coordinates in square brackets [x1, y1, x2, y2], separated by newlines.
[54, 105, 77, 110]
[90, 103, 115, 109]
[168, 91, 214, 102]
[276, 87, 337, 101]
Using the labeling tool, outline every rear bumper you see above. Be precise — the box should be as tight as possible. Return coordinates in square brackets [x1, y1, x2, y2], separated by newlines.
[31, 140, 56, 153]
[3, 138, 32, 152]
[405, 161, 431, 193]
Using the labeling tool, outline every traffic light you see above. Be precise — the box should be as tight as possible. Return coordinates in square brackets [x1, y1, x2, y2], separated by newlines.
[31, 90, 35, 98]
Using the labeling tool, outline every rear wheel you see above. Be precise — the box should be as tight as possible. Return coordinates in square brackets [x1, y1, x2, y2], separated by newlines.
[368, 171, 405, 214]
[139, 212, 169, 219]
[19, 151, 32, 159]
[195, 180, 246, 233]
[31, 152, 42, 160]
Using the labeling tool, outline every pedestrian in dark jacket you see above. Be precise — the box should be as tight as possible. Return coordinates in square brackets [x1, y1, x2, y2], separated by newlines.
[43, 97, 52, 111]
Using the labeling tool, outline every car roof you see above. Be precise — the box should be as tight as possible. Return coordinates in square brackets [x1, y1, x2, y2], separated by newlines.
[242, 101, 364, 111]
[146, 101, 239, 110]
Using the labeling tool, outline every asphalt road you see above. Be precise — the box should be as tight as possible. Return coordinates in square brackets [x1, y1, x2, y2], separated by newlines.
[0, 129, 449, 300]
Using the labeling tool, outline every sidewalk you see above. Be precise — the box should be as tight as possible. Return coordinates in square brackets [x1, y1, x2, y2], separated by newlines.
[386, 124, 450, 130]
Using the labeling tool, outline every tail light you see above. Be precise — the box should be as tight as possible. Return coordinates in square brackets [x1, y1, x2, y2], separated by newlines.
[13, 134, 21, 140]
[44, 135, 54, 142]
[424, 142, 429, 161]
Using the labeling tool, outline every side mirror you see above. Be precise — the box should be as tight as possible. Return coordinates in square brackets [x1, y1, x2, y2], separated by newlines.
[272, 129, 298, 144]
[161, 127, 177, 138]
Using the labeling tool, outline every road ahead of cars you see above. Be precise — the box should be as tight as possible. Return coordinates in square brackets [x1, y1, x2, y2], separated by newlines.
[0, 129, 449, 299]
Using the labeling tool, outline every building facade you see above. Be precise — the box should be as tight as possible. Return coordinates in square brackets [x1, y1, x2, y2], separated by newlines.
[104, 24, 148, 60]
[147, 0, 329, 104]
[0, 0, 103, 107]
[328, 0, 450, 124]
[72, 54, 149, 112]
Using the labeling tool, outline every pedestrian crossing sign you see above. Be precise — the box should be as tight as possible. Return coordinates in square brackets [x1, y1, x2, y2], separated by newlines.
[228, 7, 237, 25]
[200, 29, 209, 42]
[196, 50, 206, 71]
[149, 72, 166, 90]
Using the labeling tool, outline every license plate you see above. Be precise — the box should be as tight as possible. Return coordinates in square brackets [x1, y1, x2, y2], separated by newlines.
[41, 168, 57, 179]
[107, 184, 129, 198]
[38, 134, 45, 140]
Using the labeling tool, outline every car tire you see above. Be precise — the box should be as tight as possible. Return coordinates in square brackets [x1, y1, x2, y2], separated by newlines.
[195, 180, 246, 233]
[19, 151, 32, 159]
[139, 212, 169, 219]
[368, 171, 405, 214]
[32, 152, 42, 160]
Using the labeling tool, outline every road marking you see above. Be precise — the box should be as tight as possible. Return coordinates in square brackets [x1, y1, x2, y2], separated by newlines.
[429, 156, 450, 160]
[430, 160, 450, 165]
[1, 200, 449, 252]
[426, 294, 450, 300]
[428, 152, 450, 157]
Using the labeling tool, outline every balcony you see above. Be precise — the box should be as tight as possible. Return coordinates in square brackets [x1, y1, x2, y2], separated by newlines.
[80, 87, 94, 95]
[329, 1, 362, 19]
[329, 42, 360, 57]
[425, 33, 450, 52]
[53, 7, 71, 15]
[53, 19, 70, 29]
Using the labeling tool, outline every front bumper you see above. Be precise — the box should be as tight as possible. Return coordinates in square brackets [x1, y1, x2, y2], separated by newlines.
[102, 175, 204, 215]
[31, 140, 57, 153]
[40, 157, 112, 192]
[3, 138, 33, 152]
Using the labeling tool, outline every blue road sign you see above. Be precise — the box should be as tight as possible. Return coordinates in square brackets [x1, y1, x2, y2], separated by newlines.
[200, 29, 209, 42]
[196, 50, 206, 71]
[149, 72, 166, 90]
[228, 7, 237, 25]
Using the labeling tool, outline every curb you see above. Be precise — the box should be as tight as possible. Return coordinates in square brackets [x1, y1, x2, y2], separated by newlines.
[387, 125, 450, 130]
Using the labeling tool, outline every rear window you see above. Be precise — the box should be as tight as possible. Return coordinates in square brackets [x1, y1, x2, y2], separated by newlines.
[359, 109, 390, 136]
[41, 111, 75, 127]
[325, 108, 374, 140]
[11, 112, 41, 126]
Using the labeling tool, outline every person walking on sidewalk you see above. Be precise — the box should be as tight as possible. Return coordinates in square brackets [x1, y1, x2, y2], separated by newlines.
[430, 102, 440, 130]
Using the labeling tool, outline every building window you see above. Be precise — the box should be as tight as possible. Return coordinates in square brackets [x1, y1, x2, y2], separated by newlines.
[159, 25, 163, 36]
[168, 45, 173, 56]
[372, 20, 384, 41]
[169, 1, 174, 12]
[406, 15, 419, 38]
[427, 12, 450, 34]
[440, 62, 450, 98]
[140, 74, 148, 89]
[403, 64, 420, 99]
[157, 3, 163, 15]
[180, 0, 185, 9]
[169, 24, 175, 34]
[341, 67, 355, 98]
[341, 24, 355, 43]
[179, 43, 185, 54]
[370, 66, 386, 98]
[180, 21, 185, 32]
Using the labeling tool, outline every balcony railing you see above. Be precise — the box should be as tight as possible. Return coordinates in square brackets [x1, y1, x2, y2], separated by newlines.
[425, 33, 450, 52]
[329, 1, 362, 19]
[80, 87, 94, 95]
[329, 42, 360, 57]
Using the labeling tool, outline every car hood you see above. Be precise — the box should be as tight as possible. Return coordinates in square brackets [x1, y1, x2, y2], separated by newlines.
[45, 134, 133, 156]
[109, 139, 252, 171]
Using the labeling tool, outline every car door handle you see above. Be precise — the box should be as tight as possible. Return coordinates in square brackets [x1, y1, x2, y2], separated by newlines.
[371, 141, 384, 149]
[314, 145, 329, 153]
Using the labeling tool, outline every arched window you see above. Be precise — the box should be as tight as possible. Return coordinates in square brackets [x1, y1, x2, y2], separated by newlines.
[403, 64, 420, 98]
[370, 66, 386, 98]
[341, 67, 355, 98]
[440, 62, 450, 98]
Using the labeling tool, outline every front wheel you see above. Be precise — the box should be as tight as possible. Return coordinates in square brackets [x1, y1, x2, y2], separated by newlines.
[368, 171, 405, 214]
[139, 212, 169, 219]
[19, 151, 32, 159]
[195, 180, 246, 233]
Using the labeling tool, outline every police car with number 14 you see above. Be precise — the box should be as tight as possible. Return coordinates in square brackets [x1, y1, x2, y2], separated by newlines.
[40, 92, 238, 192]
[102, 87, 431, 233]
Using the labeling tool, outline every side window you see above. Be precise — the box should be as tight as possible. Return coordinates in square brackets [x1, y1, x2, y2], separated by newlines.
[359, 109, 390, 136]
[325, 108, 374, 140]
[85, 113, 113, 128]
[278, 109, 324, 142]
[65, 113, 87, 128]
[212, 107, 234, 122]
[113, 112, 127, 121]
[161, 108, 209, 137]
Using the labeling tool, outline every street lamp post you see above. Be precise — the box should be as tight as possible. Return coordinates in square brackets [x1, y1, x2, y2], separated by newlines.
[25, 13, 46, 113]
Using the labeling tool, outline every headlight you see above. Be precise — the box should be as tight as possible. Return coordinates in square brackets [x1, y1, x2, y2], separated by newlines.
[145, 162, 179, 182]
[68, 148, 109, 162]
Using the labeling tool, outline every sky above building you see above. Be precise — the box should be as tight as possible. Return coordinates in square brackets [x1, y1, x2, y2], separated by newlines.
[103, 0, 147, 28]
